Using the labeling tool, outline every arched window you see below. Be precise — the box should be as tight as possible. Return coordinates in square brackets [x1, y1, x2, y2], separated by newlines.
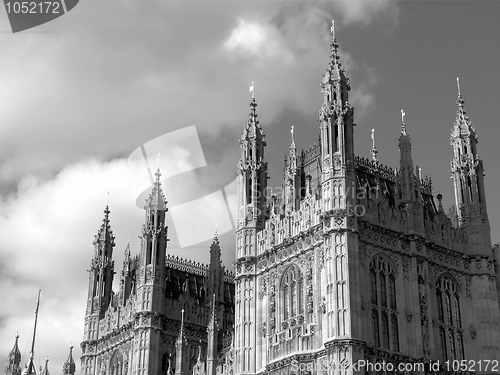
[281, 265, 303, 327]
[110, 351, 124, 375]
[436, 276, 464, 361]
[370, 256, 399, 351]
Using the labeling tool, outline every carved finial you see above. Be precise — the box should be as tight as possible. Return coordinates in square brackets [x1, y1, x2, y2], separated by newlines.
[401, 109, 407, 135]
[181, 309, 185, 324]
[291, 125, 294, 137]
[330, 20, 335, 39]
[371, 129, 378, 162]
[456, 77, 466, 110]
[157, 153, 160, 168]
[249, 81, 255, 99]
[437, 192, 443, 211]
[106, 191, 109, 207]
[214, 222, 218, 238]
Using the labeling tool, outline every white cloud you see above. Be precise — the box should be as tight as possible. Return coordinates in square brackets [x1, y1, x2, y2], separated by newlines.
[223, 18, 293, 64]
[0, 159, 143, 372]
[0, 156, 236, 370]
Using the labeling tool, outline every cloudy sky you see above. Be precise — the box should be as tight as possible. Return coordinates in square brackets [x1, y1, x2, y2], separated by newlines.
[1, 0, 500, 371]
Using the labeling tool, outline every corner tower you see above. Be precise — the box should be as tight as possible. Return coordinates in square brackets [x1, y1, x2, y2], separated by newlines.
[134, 168, 169, 375]
[234, 87, 268, 374]
[3, 334, 22, 375]
[450, 78, 491, 256]
[319, 20, 355, 199]
[83, 205, 115, 342]
[62, 347, 75, 375]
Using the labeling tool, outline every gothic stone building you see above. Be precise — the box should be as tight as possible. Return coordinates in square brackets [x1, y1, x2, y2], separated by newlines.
[80, 181, 236, 375]
[79, 23, 500, 375]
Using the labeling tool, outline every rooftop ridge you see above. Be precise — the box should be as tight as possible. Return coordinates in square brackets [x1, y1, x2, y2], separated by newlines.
[354, 155, 396, 182]
[165, 253, 209, 276]
[164, 254, 235, 281]
[354, 155, 433, 196]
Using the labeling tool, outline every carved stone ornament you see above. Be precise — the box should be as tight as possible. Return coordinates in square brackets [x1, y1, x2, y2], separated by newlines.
[470, 324, 477, 340]
[320, 297, 327, 314]
[405, 308, 413, 322]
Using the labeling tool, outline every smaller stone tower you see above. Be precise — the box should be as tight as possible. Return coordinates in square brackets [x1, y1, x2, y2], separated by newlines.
[62, 347, 75, 375]
[3, 334, 22, 375]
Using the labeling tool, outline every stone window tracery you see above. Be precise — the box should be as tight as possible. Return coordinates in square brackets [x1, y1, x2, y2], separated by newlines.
[109, 350, 124, 375]
[370, 255, 399, 351]
[280, 264, 304, 328]
[436, 275, 464, 362]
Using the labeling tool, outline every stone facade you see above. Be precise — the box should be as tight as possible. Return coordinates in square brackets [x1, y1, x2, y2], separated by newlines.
[77, 21, 500, 375]
[233, 22, 500, 375]
[79, 171, 235, 375]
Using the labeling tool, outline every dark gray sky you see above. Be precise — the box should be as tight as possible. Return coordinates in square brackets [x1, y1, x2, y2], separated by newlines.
[1, 0, 499, 371]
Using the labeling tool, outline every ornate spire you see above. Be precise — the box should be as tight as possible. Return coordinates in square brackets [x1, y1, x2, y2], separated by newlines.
[324, 19, 350, 89]
[457, 76, 463, 108]
[145, 168, 167, 210]
[208, 231, 222, 303]
[8, 333, 21, 364]
[5, 333, 22, 375]
[62, 346, 75, 375]
[453, 77, 475, 136]
[371, 128, 378, 162]
[95, 204, 113, 245]
[288, 125, 297, 172]
[92, 204, 115, 265]
[243, 85, 264, 141]
[398, 110, 415, 203]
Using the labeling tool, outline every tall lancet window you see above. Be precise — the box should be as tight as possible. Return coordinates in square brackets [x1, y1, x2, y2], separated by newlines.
[436, 276, 464, 361]
[369, 255, 399, 351]
[110, 350, 124, 375]
[281, 264, 303, 327]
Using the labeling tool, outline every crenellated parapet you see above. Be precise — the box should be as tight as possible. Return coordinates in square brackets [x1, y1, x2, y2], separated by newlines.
[165, 254, 209, 277]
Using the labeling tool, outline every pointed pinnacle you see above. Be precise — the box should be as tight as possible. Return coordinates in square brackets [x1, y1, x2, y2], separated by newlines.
[400, 109, 407, 136]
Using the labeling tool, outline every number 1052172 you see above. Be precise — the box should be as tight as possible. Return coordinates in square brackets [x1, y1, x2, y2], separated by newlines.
[5, 1, 61, 14]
